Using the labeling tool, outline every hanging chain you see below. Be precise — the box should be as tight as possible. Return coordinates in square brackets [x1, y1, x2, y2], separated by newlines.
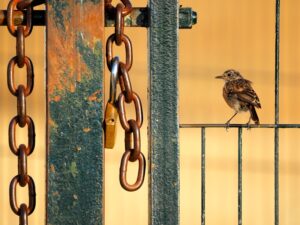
[6, 0, 43, 224]
[104, 0, 146, 192]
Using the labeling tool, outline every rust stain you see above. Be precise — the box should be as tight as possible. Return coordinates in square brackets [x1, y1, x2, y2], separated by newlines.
[47, 2, 104, 97]
[49, 118, 58, 129]
[50, 164, 56, 173]
[83, 127, 91, 133]
[75, 146, 81, 152]
[88, 90, 101, 101]
[53, 95, 61, 102]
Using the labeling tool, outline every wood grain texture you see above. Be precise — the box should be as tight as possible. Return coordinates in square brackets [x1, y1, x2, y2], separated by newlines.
[148, 0, 179, 224]
[46, 1, 104, 224]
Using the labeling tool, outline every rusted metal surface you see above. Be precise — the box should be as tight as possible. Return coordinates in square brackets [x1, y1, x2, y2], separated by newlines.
[46, 0, 104, 224]
[0, 8, 197, 28]
[106, 7, 197, 28]
[0, 10, 45, 26]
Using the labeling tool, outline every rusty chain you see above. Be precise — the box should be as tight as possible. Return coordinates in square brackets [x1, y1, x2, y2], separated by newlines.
[105, 0, 146, 192]
[6, 0, 45, 224]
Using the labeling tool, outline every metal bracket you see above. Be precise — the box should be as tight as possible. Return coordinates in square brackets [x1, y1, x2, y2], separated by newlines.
[0, 7, 197, 28]
[106, 7, 197, 29]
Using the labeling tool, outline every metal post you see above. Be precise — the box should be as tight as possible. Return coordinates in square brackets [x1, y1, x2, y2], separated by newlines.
[201, 128, 206, 225]
[238, 128, 243, 225]
[148, 0, 179, 224]
[46, 1, 104, 224]
[274, 0, 280, 224]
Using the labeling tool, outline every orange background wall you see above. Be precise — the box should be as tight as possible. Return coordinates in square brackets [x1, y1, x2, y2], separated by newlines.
[0, 0, 300, 225]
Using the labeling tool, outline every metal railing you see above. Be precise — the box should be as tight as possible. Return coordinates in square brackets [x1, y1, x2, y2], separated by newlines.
[180, 0, 299, 224]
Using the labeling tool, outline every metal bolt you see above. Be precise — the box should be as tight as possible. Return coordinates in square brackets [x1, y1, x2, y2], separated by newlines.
[192, 11, 197, 25]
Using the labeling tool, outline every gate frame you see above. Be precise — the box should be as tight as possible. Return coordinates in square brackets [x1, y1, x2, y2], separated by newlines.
[46, 0, 180, 224]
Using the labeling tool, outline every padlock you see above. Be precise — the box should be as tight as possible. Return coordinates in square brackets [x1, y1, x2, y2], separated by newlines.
[104, 102, 118, 148]
[104, 56, 119, 149]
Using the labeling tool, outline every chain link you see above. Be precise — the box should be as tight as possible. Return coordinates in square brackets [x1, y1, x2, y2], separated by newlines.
[105, 0, 145, 191]
[16, 0, 45, 10]
[6, 0, 42, 223]
[106, 34, 133, 71]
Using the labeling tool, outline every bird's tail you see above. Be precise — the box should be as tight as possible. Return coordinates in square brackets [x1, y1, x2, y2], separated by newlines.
[249, 105, 260, 125]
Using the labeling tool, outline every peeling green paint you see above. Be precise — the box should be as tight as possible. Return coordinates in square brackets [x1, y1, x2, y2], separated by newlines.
[76, 33, 103, 76]
[48, 71, 103, 224]
[70, 162, 78, 177]
[48, 0, 70, 31]
[47, 1, 104, 224]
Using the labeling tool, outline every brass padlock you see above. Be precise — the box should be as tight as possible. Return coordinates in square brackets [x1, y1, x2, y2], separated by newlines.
[104, 102, 118, 148]
[104, 56, 119, 149]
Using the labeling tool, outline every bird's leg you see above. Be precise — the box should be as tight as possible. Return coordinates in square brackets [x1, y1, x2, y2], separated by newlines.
[246, 116, 252, 130]
[225, 112, 238, 130]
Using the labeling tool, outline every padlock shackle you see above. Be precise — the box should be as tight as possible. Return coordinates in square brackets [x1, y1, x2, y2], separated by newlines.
[109, 56, 119, 104]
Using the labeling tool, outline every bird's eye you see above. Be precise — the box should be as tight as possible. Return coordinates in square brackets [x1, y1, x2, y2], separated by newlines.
[228, 73, 232, 76]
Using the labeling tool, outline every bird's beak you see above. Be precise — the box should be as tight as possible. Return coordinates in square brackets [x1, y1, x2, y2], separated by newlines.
[215, 75, 224, 79]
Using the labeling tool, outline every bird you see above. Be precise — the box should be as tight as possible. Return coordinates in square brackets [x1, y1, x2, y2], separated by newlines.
[215, 69, 261, 128]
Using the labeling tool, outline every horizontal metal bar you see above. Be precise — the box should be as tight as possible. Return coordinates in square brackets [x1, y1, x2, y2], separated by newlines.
[106, 7, 197, 29]
[0, 7, 197, 28]
[180, 124, 300, 128]
[0, 10, 45, 26]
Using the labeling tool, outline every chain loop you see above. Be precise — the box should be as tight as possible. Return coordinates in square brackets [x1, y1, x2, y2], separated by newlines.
[125, 120, 141, 162]
[18, 144, 29, 187]
[9, 116, 36, 156]
[17, 0, 45, 10]
[19, 204, 28, 225]
[115, 4, 124, 46]
[7, 0, 33, 37]
[106, 33, 133, 71]
[118, 92, 143, 131]
[9, 175, 36, 215]
[118, 62, 133, 102]
[120, 151, 146, 191]
[105, 0, 132, 16]
[7, 56, 34, 96]
[17, 85, 27, 127]
[16, 26, 25, 68]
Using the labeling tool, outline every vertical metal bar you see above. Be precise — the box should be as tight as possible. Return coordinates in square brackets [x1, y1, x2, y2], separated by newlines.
[46, 1, 104, 224]
[148, 0, 179, 224]
[201, 128, 206, 225]
[238, 127, 243, 225]
[275, 1, 280, 225]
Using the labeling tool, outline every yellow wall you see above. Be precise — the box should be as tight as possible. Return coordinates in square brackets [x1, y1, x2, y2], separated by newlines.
[0, 0, 300, 225]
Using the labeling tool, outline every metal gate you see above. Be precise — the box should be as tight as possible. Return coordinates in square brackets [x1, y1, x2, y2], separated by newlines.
[1, 0, 298, 224]
[180, 0, 300, 224]
[45, 0, 194, 224]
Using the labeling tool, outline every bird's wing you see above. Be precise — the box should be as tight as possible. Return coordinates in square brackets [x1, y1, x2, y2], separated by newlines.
[229, 80, 261, 108]
[237, 90, 261, 108]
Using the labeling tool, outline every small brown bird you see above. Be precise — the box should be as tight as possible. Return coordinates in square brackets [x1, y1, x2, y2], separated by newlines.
[215, 69, 261, 127]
